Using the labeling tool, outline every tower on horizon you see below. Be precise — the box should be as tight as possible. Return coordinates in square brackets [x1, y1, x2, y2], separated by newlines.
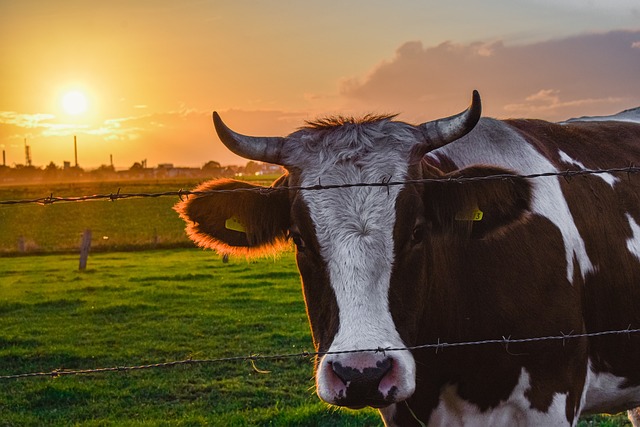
[74, 135, 78, 167]
[24, 138, 32, 167]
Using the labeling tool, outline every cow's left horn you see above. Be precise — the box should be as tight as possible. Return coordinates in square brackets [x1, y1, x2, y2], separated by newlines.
[418, 90, 481, 152]
[213, 112, 286, 164]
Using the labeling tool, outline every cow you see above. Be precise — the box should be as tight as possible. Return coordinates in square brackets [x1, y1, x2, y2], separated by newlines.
[175, 91, 640, 426]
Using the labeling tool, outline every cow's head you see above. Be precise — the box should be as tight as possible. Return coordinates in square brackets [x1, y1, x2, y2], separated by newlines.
[175, 91, 532, 410]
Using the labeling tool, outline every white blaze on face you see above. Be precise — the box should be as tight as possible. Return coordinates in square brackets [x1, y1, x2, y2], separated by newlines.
[301, 173, 405, 352]
[285, 121, 418, 402]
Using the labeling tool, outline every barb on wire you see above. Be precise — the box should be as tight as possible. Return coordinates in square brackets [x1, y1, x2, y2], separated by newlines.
[1, 327, 638, 381]
[109, 188, 121, 202]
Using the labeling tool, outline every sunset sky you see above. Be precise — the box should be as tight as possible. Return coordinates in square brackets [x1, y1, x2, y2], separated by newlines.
[1, 1, 639, 168]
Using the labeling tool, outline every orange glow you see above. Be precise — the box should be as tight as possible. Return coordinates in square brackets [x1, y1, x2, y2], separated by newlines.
[0, 3, 638, 169]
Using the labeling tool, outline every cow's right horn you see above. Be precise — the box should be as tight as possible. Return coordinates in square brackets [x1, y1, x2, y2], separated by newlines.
[213, 112, 286, 165]
[417, 90, 482, 153]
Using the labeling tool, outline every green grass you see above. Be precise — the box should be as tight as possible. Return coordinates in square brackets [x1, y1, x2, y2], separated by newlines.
[0, 249, 382, 426]
[0, 197, 191, 253]
[579, 414, 633, 427]
[0, 177, 280, 255]
[0, 250, 632, 426]
[0, 180, 196, 254]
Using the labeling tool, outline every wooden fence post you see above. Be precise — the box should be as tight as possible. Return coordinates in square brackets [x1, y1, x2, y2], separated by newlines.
[79, 229, 92, 271]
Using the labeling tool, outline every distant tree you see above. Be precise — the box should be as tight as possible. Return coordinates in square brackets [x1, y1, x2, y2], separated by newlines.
[244, 161, 261, 175]
[94, 164, 115, 173]
[89, 164, 116, 180]
[202, 160, 221, 171]
[202, 160, 223, 176]
[62, 165, 85, 181]
[220, 166, 236, 177]
[11, 164, 42, 181]
[43, 161, 61, 181]
[129, 162, 144, 171]
[45, 161, 60, 171]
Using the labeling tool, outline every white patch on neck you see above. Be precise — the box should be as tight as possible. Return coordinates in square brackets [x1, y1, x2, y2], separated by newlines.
[431, 118, 594, 283]
[558, 150, 618, 188]
[428, 368, 572, 426]
[625, 213, 640, 261]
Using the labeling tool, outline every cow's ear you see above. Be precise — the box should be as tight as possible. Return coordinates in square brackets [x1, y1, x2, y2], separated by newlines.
[424, 165, 532, 239]
[174, 176, 290, 257]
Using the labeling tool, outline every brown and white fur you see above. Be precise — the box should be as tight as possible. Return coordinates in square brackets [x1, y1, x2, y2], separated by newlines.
[176, 93, 640, 426]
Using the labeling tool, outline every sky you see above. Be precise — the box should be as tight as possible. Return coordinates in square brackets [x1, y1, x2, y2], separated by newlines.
[1, 0, 639, 168]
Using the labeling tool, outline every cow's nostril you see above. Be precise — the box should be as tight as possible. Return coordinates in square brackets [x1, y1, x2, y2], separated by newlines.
[332, 358, 393, 386]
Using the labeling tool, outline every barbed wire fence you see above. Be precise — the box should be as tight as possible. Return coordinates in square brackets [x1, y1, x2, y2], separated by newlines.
[1, 165, 639, 206]
[1, 164, 639, 382]
[2, 327, 639, 381]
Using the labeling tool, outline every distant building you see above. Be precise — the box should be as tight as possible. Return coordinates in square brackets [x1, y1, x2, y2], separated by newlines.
[153, 164, 201, 179]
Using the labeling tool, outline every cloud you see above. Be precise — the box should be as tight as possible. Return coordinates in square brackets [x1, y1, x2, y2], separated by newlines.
[0, 112, 55, 129]
[340, 30, 640, 122]
[503, 89, 624, 115]
[522, 0, 640, 14]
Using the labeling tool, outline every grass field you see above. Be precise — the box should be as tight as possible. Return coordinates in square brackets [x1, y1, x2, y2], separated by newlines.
[0, 179, 196, 254]
[0, 249, 383, 426]
[0, 177, 279, 255]
[0, 250, 631, 426]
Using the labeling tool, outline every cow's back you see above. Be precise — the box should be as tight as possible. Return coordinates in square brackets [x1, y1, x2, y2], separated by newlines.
[432, 117, 640, 415]
[516, 119, 640, 413]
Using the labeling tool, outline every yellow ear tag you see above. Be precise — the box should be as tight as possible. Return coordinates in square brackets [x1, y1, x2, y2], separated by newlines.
[455, 209, 484, 221]
[225, 216, 246, 233]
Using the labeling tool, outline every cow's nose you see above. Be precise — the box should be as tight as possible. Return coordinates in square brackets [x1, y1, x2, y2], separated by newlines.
[332, 357, 392, 389]
[323, 356, 396, 408]
[316, 348, 415, 408]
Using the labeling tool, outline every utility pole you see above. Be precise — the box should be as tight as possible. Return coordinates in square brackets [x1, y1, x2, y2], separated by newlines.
[74, 135, 78, 167]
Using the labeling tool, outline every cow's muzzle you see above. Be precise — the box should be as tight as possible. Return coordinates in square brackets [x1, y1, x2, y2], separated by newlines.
[316, 350, 415, 408]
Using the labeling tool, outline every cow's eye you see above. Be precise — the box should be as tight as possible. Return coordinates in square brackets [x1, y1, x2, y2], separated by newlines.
[289, 229, 306, 251]
[411, 223, 425, 245]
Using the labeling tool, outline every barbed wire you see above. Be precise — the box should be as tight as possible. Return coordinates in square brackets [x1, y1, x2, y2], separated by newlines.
[2, 327, 638, 380]
[0, 166, 638, 206]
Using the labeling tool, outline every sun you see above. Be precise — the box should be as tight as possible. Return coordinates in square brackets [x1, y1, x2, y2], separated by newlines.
[61, 90, 89, 115]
